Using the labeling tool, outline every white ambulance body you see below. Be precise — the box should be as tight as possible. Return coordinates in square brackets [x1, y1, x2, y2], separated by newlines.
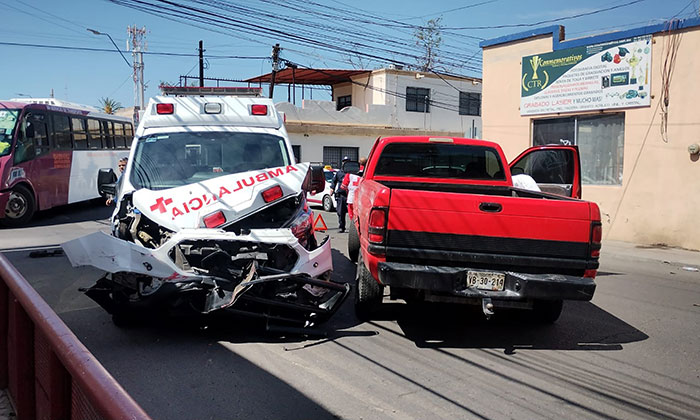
[62, 91, 347, 327]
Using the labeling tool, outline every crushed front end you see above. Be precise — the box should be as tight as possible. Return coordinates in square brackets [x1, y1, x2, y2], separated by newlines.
[62, 164, 349, 328]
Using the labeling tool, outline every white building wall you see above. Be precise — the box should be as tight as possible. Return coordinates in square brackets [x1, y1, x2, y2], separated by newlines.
[387, 72, 482, 137]
[288, 133, 375, 163]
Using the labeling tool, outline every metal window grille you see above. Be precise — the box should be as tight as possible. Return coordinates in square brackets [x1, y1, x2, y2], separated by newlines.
[406, 87, 430, 113]
[459, 92, 481, 116]
[323, 146, 359, 168]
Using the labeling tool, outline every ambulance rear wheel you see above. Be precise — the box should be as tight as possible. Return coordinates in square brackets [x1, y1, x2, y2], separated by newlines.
[323, 195, 334, 212]
[1, 185, 35, 227]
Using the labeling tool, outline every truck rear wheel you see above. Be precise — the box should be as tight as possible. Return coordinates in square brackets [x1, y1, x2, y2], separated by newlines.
[348, 222, 359, 262]
[355, 254, 383, 320]
[532, 299, 563, 324]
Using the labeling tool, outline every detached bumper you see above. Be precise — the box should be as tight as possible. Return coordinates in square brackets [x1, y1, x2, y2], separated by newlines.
[377, 262, 596, 301]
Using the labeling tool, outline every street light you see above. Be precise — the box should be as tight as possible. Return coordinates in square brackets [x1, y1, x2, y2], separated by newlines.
[14, 93, 33, 98]
[87, 28, 131, 67]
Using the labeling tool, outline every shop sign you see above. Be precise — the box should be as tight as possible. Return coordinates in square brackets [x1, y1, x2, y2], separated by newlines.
[520, 35, 652, 115]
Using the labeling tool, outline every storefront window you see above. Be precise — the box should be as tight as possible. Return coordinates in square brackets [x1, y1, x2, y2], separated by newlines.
[533, 113, 624, 185]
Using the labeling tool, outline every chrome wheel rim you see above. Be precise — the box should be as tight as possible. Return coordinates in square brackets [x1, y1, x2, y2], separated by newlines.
[5, 190, 28, 219]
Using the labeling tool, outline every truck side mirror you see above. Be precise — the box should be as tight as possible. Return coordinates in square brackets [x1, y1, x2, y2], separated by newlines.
[97, 168, 117, 196]
[304, 164, 325, 194]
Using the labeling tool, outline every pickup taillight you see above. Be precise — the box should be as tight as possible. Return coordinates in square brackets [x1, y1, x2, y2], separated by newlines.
[590, 222, 602, 257]
[585, 221, 602, 278]
[368, 208, 387, 244]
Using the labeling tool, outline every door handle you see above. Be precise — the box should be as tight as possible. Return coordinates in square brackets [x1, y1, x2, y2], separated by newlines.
[479, 202, 502, 212]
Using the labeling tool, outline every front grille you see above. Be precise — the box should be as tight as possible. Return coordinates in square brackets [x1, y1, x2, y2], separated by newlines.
[169, 239, 298, 280]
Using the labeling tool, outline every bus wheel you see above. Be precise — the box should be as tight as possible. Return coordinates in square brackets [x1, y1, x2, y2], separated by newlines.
[2, 185, 35, 227]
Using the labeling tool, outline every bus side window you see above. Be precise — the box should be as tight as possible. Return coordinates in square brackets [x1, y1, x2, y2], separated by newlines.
[103, 121, 114, 148]
[87, 119, 102, 149]
[14, 113, 40, 164]
[52, 114, 72, 149]
[71, 118, 88, 150]
[114, 123, 126, 148]
[125, 124, 134, 147]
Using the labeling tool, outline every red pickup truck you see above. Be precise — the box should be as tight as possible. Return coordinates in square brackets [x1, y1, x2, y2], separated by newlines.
[348, 136, 601, 323]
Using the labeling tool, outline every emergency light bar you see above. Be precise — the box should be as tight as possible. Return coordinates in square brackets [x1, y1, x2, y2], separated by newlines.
[160, 86, 263, 97]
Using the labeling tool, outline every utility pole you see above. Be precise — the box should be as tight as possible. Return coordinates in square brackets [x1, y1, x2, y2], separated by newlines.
[198, 40, 205, 87]
[127, 25, 147, 113]
[269, 43, 281, 99]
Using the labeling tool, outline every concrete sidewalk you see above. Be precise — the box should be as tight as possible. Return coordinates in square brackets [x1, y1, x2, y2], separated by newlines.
[602, 240, 700, 268]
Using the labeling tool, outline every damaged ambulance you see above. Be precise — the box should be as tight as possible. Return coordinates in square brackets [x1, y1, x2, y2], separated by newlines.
[62, 89, 349, 327]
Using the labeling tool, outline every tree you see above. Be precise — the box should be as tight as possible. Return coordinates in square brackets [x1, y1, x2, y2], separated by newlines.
[99, 97, 122, 114]
[414, 18, 443, 72]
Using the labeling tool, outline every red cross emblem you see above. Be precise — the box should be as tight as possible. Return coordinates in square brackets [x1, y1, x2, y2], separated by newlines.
[150, 197, 173, 213]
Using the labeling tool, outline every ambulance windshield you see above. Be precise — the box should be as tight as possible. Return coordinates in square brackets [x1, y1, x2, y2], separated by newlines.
[130, 131, 291, 190]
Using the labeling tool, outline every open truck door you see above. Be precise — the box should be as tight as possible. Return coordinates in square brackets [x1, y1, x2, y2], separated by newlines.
[509, 145, 582, 199]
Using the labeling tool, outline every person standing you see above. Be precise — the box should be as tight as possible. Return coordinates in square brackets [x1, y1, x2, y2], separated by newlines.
[330, 156, 349, 232]
[341, 156, 366, 221]
[106, 157, 127, 206]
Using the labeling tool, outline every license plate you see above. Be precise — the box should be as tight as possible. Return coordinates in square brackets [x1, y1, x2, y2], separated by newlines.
[467, 271, 505, 291]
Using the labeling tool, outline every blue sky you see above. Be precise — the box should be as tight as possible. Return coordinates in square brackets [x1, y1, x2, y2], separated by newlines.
[0, 0, 697, 108]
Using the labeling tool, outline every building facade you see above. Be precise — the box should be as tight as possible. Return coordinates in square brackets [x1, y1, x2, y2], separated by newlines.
[480, 18, 700, 250]
[247, 68, 482, 167]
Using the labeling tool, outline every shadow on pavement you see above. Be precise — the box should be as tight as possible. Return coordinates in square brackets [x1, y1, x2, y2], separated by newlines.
[366, 301, 647, 352]
[7, 199, 113, 229]
[59, 307, 343, 420]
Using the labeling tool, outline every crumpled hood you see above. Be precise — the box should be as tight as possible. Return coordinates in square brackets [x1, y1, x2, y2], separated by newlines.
[131, 162, 309, 231]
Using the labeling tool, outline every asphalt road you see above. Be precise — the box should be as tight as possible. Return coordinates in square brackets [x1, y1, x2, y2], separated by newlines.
[1, 201, 699, 420]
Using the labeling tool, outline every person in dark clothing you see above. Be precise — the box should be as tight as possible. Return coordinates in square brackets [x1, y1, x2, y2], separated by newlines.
[330, 156, 350, 232]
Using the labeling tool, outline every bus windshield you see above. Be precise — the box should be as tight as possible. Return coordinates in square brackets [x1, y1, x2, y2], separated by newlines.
[131, 131, 291, 190]
[0, 109, 19, 157]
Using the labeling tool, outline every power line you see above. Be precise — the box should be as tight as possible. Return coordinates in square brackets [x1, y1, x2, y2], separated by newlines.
[0, 41, 268, 59]
[398, 0, 499, 21]
[444, 0, 648, 30]
[108, 0, 482, 76]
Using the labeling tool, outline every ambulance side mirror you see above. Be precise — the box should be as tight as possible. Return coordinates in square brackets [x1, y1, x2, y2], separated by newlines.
[304, 164, 325, 195]
[97, 168, 117, 197]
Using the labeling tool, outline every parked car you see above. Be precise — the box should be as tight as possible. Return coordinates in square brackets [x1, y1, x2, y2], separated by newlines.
[307, 168, 337, 212]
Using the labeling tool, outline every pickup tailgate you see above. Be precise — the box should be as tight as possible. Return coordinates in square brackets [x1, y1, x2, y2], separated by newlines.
[386, 187, 593, 263]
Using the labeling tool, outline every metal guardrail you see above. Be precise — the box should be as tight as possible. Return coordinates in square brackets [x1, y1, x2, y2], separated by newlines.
[0, 254, 152, 420]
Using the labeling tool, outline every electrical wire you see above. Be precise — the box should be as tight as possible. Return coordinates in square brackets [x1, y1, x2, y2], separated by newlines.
[443, 0, 648, 30]
[108, 0, 483, 76]
[0, 41, 268, 59]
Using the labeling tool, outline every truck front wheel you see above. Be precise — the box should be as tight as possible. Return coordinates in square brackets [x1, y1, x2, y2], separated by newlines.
[355, 254, 383, 320]
[532, 299, 563, 324]
[348, 222, 359, 262]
